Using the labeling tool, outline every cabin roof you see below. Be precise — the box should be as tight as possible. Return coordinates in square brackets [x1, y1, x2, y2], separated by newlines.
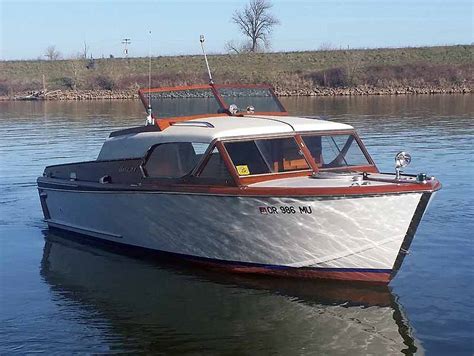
[98, 115, 353, 160]
[164, 115, 353, 140]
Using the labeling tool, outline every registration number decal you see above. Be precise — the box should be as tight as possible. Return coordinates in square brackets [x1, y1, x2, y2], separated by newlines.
[259, 206, 313, 215]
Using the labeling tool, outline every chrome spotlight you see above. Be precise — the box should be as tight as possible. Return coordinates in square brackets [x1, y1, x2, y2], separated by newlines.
[228, 104, 239, 115]
[395, 151, 411, 179]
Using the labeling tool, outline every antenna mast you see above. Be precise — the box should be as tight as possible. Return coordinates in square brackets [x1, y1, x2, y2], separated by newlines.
[199, 35, 214, 85]
[145, 30, 154, 126]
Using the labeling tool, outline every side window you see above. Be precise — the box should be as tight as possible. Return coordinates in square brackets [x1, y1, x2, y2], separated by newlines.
[144, 142, 208, 178]
[224, 137, 309, 176]
[224, 141, 271, 175]
[255, 138, 309, 172]
[199, 147, 233, 184]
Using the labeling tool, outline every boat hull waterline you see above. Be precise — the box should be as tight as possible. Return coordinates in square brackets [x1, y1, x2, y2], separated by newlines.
[38, 185, 433, 284]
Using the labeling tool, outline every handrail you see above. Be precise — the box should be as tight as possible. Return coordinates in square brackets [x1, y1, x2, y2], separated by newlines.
[170, 121, 215, 128]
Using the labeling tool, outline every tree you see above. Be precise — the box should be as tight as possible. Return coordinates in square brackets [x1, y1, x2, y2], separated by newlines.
[231, 0, 279, 53]
[44, 46, 61, 60]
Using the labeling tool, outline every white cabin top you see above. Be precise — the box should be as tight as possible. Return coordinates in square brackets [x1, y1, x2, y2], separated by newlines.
[98, 115, 353, 161]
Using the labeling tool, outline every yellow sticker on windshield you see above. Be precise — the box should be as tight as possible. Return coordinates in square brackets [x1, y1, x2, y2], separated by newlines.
[236, 165, 250, 176]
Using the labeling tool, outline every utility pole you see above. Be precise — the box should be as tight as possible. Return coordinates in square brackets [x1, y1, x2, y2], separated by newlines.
[122, 38, 131, 58]
[83, 40, 89, 59]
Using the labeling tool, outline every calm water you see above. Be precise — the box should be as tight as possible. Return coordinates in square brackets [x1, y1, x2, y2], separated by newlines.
[1, 95, 473, 354]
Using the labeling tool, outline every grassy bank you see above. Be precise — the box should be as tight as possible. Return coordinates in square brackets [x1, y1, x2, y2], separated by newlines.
[1, 45, 472, 99]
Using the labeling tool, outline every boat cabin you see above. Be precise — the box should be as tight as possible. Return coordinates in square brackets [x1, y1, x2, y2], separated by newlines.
[43, 84, 378, 189]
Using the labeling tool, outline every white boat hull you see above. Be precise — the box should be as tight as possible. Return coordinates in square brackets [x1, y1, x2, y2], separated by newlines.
[38, 185, 431, 283]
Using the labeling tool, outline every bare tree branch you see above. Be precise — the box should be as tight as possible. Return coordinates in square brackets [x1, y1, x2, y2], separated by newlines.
[44, 46, 61, 60]
[225, 40, 241, 54]
[231, 0, 280, 52]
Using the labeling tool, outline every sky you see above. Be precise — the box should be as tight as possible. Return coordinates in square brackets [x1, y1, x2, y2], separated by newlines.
[0, 0, 472, 60]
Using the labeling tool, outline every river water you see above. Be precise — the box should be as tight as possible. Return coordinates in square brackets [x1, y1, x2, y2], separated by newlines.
[0, 95, 473, 354]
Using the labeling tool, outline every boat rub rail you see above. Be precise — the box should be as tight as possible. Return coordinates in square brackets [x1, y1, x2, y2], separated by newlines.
[37, 176, 441, 197]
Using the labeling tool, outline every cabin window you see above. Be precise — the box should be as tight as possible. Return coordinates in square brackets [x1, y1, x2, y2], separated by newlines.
[143, 142, 209, 178]
[302, 134, 370, 168]
[225, 137, 310, 176]
[196, 147, 234, 185]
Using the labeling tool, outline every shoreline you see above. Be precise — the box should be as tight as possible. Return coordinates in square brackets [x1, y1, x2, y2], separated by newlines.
[1, 85, 471, 101]
[2, 45, 471, 101]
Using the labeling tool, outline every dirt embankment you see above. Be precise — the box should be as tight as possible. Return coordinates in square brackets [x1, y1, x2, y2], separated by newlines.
[1, 45, 472, 101]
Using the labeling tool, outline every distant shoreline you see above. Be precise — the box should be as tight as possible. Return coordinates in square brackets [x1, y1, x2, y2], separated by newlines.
[1, 45, 472, 101]
[0, 85, 470, 101]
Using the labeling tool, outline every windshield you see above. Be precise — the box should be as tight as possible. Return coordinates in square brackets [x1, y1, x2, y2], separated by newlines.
[147, 88, 222, 118]
[217, 87, 285, 113]
[141, 85, 286, 120]
[225, 137, 310, 176]
[302, 134, 370, 169]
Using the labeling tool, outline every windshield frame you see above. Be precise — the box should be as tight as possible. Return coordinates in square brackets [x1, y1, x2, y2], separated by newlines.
[223, 136, 313, 178]
[217, 130, 377, 184]
[300, 130, 376, 171]
[138, 83, 288, 130]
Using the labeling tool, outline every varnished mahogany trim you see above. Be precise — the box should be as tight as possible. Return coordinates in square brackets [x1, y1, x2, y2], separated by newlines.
[217, 132, 378, 185]
[220, 136, 314, 185]
[236, 167, 379, 185]
[155, 112, 289, 130]
[215, 141, 242, 186]
[246, 111, 288, 116]
[209, 84, 228, 110]
[294, 134, 319, 173]
[299, 130, 377, 169]
[239, 171, 313, 185]
[190, 139, 219, 176]
[38, 176, 442, 197]
[156, 114, 225, 130]
[139, 84, 213, 94]
[189, 140, 239, 187]
[352, 131, 377, 167]
[138, 83, 288, 130]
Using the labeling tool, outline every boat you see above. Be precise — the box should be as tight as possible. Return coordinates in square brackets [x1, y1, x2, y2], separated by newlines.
[36, 81, 441, 284]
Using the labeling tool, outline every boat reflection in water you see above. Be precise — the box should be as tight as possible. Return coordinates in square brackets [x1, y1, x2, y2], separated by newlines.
[40, 232, 422, 355]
